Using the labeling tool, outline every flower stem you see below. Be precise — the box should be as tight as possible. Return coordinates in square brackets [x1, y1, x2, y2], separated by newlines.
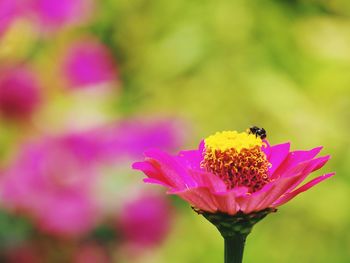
[200, 209, 276, 263]
[224, 234, 247, 263]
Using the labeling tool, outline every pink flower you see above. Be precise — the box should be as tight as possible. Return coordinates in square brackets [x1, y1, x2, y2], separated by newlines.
[0, 119, 182, 237]
[25, 0, 92, 30]
[133, 130, 334, 215]
[0, 138, 99, 237]
[0, 0, 17, 36]
[62, 39, 118, 89]
[58, 119, 183, 162]
[0, 65, 41, 120]
[118, 193, 173, 247]
[94, 119, 184, 160]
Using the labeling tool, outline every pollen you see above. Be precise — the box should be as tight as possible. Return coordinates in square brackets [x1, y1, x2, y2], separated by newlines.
[202, 130, 271, 193]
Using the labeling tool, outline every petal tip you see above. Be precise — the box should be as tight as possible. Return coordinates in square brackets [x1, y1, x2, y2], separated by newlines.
[131, 161, 143, 170]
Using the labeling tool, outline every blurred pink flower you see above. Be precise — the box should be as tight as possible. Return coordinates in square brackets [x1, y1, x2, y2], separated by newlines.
[0, 119, 183, 237]
[118, 193, 173, 247]
[0, 138, 99, 237]
[58, 119, 183, 162]
[25, 0, 92, 30]
[0, 0, 17, 36]
[94, 119, 184, 160]
[0, 65, 41, 120]
[62, 40, 118, 89]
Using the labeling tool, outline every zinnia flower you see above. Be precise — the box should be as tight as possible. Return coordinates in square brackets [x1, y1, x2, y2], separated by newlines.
[133, 129, 334, 263]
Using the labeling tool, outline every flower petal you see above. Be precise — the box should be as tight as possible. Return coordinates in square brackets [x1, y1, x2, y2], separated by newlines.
[133, 161, 172, 188]
[237, 184, 274, 213]
[132, 149, 197, 190]
[239, 155, 331, 213]
[272, 173, 335, 207]
[253, 175, 306, 211]
[143, 178, 171, 188]
[237, 169, 312, 213]
[176, 141, 204, 170]
[189, 169, 227, 192]
[282, 155, 330, 193]
[169, 187, 218, 213]
[212, 187, 249, 215]
[263, 142, 290, 179]
[274, 146, 323, 178]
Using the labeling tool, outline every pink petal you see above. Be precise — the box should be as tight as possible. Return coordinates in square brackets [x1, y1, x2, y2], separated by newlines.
[143, 178, 171, 188]
[189, 169, 227, 193]
[264, 142, 290, 179]
[176, 150, 203, 170]
[240, 155, 331, 213]
[282, 155, 330, 194]
[170, 187, 219, 213]
[198, 140, 205, 152]
[273, 173, 335, 207]
[212, 187, 248, 215]
[273, 146, 323, 178]
[133, 149, 196, 190]
[237, 170, 311, 213]
[253, 175, 306, 211]
[237, 184, 274, 213]
[175, 140, 204, 170]
[133, 161, 172, 188]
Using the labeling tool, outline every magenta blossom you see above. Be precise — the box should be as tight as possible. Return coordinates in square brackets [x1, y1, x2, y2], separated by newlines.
[118, 193, 173, 247]
[0, 65, 41, 120]
[0, 138, 99, 237]
[59, 119, 183, 162]
[0, 0, 17, 37]
[94, 119, 184, 160]
[62, 39, 118, 89]
[25, 0, 93, 30]
[133, 130, 334, 215]
[0, 119, 182, 237]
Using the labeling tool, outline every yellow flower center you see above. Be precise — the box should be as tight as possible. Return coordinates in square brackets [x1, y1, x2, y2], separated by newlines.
[202, 130, 271, 192]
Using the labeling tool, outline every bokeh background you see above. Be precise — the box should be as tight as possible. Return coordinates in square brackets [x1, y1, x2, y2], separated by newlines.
[0, 0, 349, 262]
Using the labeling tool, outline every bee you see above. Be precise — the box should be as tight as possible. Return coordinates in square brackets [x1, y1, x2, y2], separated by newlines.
[248, 126, 267, 140]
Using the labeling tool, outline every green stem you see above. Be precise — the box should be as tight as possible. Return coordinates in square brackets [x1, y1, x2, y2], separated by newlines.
[224, 234, 247, 263]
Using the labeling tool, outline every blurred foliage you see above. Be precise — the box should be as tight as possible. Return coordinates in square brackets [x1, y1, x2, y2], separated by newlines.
[0, 212, 33, 250]
[1, 0, 350, 262]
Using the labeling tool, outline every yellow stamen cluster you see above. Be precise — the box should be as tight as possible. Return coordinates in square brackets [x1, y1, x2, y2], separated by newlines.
[202, 131, 271, 193]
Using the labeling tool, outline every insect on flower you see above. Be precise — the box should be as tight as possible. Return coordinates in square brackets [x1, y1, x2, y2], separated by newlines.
[247, 126, 267, 140]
